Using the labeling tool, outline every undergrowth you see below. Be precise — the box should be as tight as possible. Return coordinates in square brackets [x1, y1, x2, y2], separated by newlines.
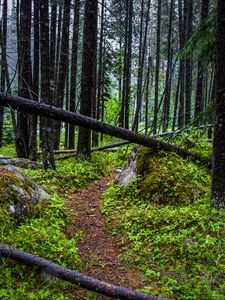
[103, 148, 225, 299]
[0, 148, 129, 299]
[25, 150, 129, 195]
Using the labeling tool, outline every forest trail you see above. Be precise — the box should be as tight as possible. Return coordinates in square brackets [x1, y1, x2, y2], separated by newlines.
[66, 172, 146, 299]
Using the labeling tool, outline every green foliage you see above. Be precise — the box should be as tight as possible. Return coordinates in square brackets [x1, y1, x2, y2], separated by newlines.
[103, 146, 225, 299]
[0, 195, 81, 299]
[104, 96, 121, 125]
[180, 9, 216, 63]
[136, 147, 210, 206]
[0, 143, 17, 157]
[0, 150, 128, 299]
[2, 109, 14, 145]
[25, 151, 127, 194]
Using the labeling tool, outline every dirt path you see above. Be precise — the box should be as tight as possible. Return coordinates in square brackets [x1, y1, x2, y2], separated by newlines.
[66, 173, 146, 299]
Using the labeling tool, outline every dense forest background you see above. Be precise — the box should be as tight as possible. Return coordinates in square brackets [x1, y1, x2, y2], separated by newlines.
[0, 0, 216, 156]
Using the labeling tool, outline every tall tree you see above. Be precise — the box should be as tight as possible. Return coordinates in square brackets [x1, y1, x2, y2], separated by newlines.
[29, 0, 40, 161]
[133, 0, 151, 132]
[53, 0, 71, 149]
[77, 0, 98, 157]
[40, 0, 55, 169]
[178, 0, 185, 128]
[17, 0, 32, 158]
[68, 0, 80, 149]
[0, 0, 7, 147]
[50, 0, 57, 92]
[94, 0, 105, 146]
[185, 0, 193, 125]
[153, 0, 161, 134]
[162, 0, 174, 132]
[211, 0, 225, 209]
[194, 0, 210, 119]
[119, 0, 133, 129]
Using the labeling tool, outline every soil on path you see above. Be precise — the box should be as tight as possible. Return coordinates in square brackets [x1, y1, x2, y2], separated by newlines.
[66, 172, 146, 299]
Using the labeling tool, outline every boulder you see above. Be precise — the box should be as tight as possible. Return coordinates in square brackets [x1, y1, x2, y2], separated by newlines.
[116, 150, 137, 186]
[0, 165, 49, 222]
[0, 157, 42, 169]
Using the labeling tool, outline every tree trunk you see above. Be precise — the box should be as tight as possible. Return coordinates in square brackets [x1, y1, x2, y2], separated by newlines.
[124, 0, 133, 130]
[50, 0, 57, 93]
[0, 0, 7, 147]
[211, 0, 225, 209]
[77, 0, 98, 157]
[68, 0, 80, 149]
[178, 0, 185, 129]
[162, 0, 174, 132]
[53, 0, 71, 150]
[133, 0, 151, 132]
[119, 0, 132, 130]
[194, 0, 209, 120]
[185, 0, 193, 125]
[0, 244, 164, 300]
[94, 0, 105, 147]
[40, 0, 55, 170]
[29, 0, 39, 161]
[153, 0, 161, 134]
[16, 0, 32, 158]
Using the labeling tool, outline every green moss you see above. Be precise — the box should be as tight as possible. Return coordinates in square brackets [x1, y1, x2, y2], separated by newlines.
[0, 194, 82, 299]
[0, 149, 128, 299]
[0, 170, 24, 208]
[103, 138, 224, 299]
[25, 150, 129, 195]
[103, 187, 225, 299]
[136, 147, 210, 206]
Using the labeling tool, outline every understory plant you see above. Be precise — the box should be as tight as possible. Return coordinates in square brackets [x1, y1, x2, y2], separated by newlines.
[103, 148, 225, 299]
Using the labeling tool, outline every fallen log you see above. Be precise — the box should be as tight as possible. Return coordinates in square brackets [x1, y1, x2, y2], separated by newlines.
[37, 141, 130, 155]
[56, 141, 131, 161]
[0, 93, 211, 167]
[0, 244, 168, 300]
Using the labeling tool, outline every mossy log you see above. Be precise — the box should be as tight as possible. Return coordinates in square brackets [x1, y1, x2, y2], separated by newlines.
[0, 93, 211, 167]
[0, 244, 168, 300]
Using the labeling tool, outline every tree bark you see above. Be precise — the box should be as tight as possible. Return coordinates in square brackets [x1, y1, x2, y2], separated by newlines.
[133, 0, 151, 132]
[77, 0, 98, 157]
[119, 0, 133, 130]
[178, 0, 185, 129]
[211, 0, 225, 209]
[162, 0, 174, 132]
[0, 244, 166, 300]
[17, 0, 32, 158]
[194, 0, 210, 120]
[29, 0, 39, 161]
[153, 0, 161, 134]
[184, 0, 193, 125]
[39, 0, 55, 170]
[0, 0, 7, 147]
[68, 0, 80, 149]
[53, 0, 71, 149]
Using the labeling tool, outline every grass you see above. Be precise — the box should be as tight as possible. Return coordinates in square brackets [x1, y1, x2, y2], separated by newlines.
[0, 144, 129, 299]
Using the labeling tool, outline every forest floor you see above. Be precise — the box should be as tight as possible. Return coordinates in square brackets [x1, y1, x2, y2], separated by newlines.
[65, 172, 146, 299]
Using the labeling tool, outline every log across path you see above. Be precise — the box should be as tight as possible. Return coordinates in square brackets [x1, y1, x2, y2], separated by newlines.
[0, 243, 168, 300]
[0, 93, 211, 167]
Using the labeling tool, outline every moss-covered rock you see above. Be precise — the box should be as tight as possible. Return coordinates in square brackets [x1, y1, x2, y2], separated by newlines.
[136, 147, 209, 206]
[0, 165, 49, 221]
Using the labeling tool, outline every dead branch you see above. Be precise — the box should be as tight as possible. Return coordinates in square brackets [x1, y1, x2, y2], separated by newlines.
[0, 244, 168, 300]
